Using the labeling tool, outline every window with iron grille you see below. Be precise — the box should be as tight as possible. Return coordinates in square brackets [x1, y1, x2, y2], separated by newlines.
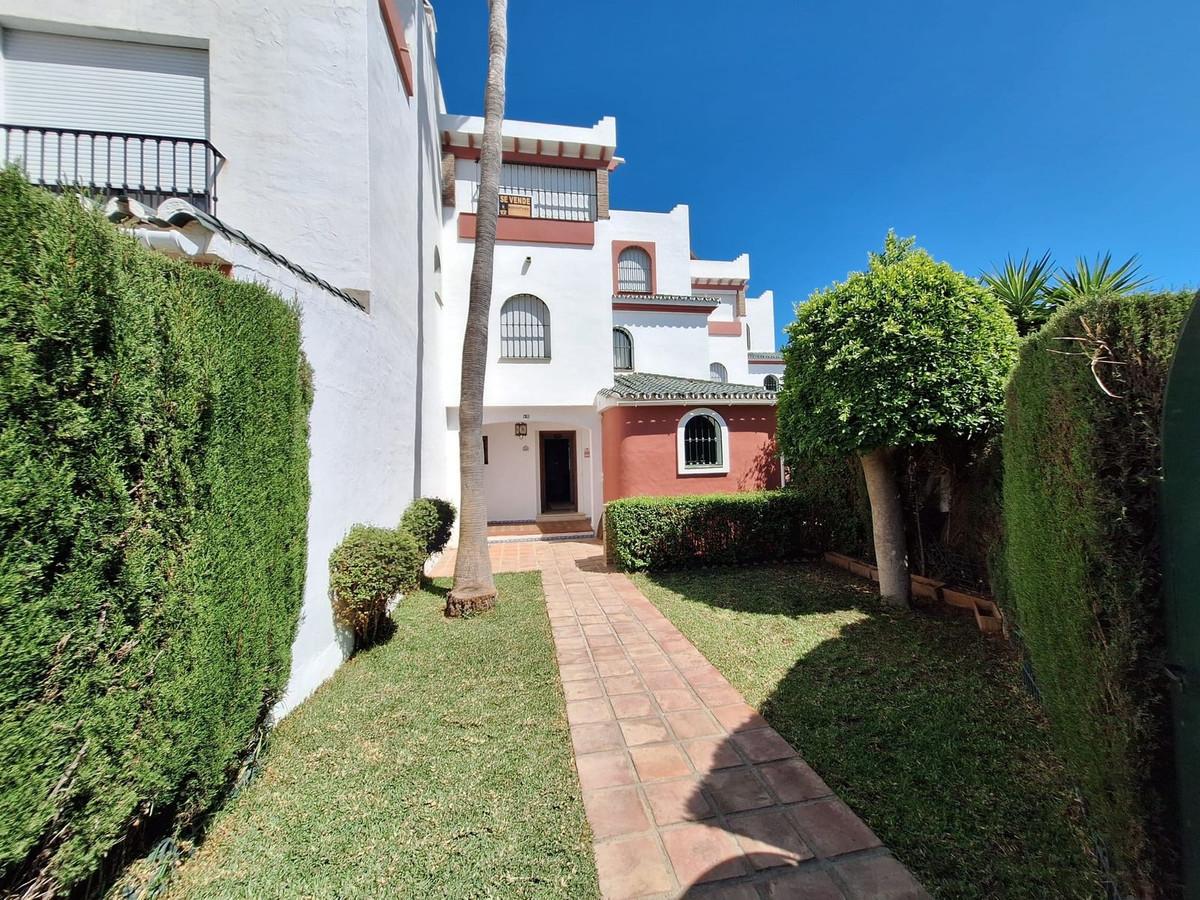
[499, 294, 550, 359]
[617, 246, 652, 293]
[471, 162, 597, 221]
[684, 415, 721, 468]
[709, 362, 728, 383]
[763, 374, 779, 391]
[612, 328, 633, 370]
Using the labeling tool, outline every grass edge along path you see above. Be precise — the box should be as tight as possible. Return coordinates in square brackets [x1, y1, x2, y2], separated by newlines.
[632, 563, 1103, 900]
[167, 572, 599, 899]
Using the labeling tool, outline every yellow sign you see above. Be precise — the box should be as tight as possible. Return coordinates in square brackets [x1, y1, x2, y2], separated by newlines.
[499, 193, 532, 218]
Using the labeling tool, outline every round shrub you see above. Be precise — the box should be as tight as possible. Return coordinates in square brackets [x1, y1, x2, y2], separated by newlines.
[329, 526, 422, 645]
[779, 232, 1018, 459]
[400, 497, 457, 556]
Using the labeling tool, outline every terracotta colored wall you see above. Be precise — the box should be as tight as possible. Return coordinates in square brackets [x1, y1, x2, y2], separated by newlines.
[601, 404, 780, 501]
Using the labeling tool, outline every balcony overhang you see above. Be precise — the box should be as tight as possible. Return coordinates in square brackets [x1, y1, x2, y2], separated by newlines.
[441, 113, 619, 170]
[612, 293, 720, 314]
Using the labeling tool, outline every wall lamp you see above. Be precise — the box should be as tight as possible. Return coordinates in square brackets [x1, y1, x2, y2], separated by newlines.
[514, 422, 528, 438]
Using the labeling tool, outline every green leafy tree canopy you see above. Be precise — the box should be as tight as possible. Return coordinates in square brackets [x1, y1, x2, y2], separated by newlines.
[779, 232, 1019, 459]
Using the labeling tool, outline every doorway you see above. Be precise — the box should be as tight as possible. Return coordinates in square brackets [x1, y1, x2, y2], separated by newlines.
[539, 431, 577, 513]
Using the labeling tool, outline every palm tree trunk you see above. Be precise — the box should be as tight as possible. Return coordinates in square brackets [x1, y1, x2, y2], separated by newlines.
[860, 446, 911, 606]
[447, 0, 507, 618]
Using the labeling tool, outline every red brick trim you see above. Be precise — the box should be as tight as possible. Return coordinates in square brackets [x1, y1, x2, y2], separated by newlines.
[612, 241, 657, 295]
[443, 144, 609, 171]
[708, 320, 742, 337]
[457, 213, 595, 246]
[748, 357, 783, 365]
[379, 0, 414, 97]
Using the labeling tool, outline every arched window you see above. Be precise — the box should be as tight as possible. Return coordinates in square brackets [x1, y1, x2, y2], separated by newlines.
[617, 246, 652, 293]
[709, 362, 728, 383]
[499, 294, 550, 359]
[612, 327, 633, 370]
[677, 408, 730, 474]
[763, 374, 779, 391]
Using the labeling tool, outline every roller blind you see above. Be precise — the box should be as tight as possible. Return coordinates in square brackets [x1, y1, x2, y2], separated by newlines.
[3, 29, 208, 138]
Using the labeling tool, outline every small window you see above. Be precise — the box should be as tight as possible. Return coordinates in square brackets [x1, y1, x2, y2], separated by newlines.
[684, 415, 721, 467]
[709, 362, 727, 383]
[482, 435, 489, 465]
[763, 374, 779, 391]
[676, 408, 730, 474]
[499, 293, 550, 359]
[617, 246, 652, 293]
[746, 324, 752, 350]
[612, 328, 633, 370]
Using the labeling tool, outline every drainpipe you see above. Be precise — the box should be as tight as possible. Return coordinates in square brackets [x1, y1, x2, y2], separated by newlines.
[128, 227, 202, 258]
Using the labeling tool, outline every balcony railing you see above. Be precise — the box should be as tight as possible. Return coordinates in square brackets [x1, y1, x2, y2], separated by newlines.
[1, 124, 224, 213]
[470, 161, 597, 222]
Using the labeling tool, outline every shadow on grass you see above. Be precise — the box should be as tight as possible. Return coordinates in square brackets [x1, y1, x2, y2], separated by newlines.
[636, 564, 1100, 898]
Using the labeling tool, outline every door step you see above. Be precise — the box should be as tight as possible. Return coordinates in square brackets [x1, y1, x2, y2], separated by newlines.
[487, 531, 595, 545]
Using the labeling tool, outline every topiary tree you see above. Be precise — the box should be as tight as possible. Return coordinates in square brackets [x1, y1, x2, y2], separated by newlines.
[329, 526, 422, 647]
[778, 232, 1018, 604]
[400, 497, 457, 557]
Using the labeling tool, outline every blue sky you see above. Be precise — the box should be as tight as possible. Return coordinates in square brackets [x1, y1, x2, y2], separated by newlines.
[434, 0, 1199, 348]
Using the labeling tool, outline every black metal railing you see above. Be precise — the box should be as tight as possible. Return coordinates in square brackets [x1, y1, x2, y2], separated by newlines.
[1, 124, 224, 212]
[684, 416, 721, 467]
[471, 161, 597, 222]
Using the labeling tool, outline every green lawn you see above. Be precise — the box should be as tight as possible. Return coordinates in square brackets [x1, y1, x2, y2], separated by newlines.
[632, 563, 1104, 899]
[167, 573, 598, 900]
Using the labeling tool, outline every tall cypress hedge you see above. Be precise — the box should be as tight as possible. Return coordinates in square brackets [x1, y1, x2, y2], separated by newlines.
[1003, 290, 1192, 893]
[0, 171, 312, 894]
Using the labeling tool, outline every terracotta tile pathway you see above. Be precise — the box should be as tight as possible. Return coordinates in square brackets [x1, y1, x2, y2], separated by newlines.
[432, 540, 928, 899]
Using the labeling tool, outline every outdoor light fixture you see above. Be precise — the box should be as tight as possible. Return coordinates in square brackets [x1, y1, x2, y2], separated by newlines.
[514, 423, 528, 438]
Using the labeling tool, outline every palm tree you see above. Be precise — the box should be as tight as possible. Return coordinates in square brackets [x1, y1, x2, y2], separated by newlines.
[447, 0, 507, 618]
[981, 250, 1057, 336]
[1048, 252, 1152, 304]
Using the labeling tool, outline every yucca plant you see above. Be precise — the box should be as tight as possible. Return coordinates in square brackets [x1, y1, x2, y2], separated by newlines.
[981, 250, 1057, 336]
[1049, 252, 1152, 304]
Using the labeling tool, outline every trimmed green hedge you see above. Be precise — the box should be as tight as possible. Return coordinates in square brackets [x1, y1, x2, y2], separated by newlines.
[1003, 290, 1192, 892]
[784, 452, 872, 559]
[605, 491, 836, 572]
[0, 171, 312, 893]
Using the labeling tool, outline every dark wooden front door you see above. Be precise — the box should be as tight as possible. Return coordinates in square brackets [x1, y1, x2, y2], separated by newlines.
[540, 431, 576, 513]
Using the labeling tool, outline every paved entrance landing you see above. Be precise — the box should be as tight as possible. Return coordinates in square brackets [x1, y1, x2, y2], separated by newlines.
[432, 541, 926, 899]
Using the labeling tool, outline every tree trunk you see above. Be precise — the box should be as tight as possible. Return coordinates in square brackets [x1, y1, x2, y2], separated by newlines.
[447, 0, 507, 618]
[859, 446, 911, 606]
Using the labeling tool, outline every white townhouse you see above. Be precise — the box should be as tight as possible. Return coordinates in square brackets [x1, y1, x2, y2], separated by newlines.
[440, 115, 785, 538]
[0, 0, 786, 712]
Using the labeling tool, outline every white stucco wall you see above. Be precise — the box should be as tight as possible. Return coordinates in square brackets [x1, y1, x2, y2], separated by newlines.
[7, 0, 448, 717]
[745, 290, 777, 352]
[440, 198, 698, 408]
[445, 406, 602, 533]
[479, 418, 595, 523]
[709, 329, 754, 385]
[613, 309, 710, 379]
[0, 0, 381, 288]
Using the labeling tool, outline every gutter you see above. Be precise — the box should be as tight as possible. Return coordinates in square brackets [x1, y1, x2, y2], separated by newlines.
[595, 395, 777, 412]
